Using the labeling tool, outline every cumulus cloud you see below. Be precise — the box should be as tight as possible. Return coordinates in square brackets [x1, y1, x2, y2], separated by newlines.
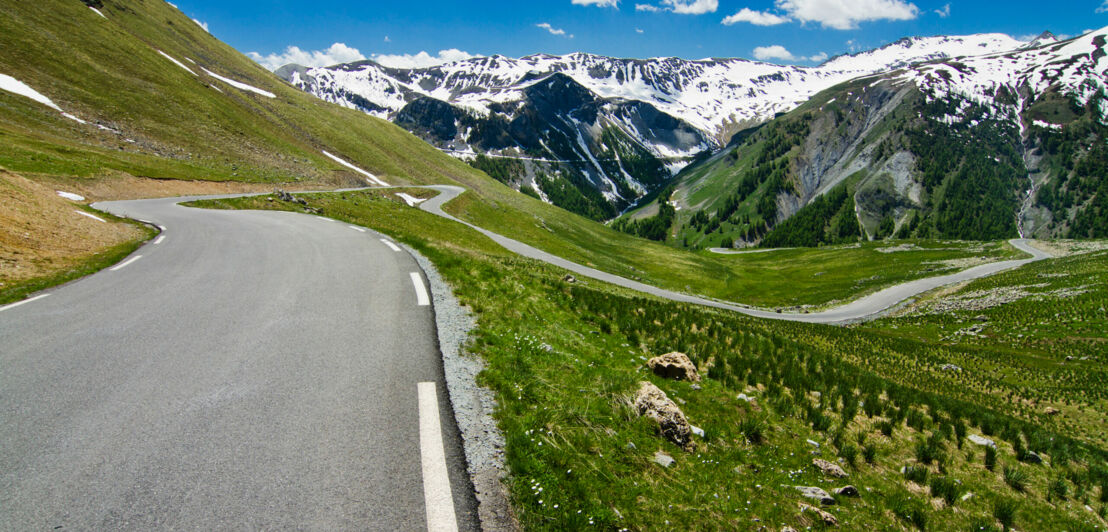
[934, 3, 950, 17]
[370, 49, 480, 69]
[753, 45, 828, 63]
[722, 8, 791, 25]
[753, 45, 797, 61]
[572, 0, 619, 6]
[636, 28, 645, 33]
[776, 0, 919, 30]
[1099, 1, 1108, 13]
[248, 43, 367, 71]
[664, 0, 718, 14]
[537, 22, 574, 38]
[635, 0, 717, 14]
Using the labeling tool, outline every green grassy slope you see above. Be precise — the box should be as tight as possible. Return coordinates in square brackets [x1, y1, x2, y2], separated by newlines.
[198, 190, 1108, 531]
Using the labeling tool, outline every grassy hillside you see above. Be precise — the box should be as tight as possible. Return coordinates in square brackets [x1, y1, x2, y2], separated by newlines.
[198, 189, 1108, 531]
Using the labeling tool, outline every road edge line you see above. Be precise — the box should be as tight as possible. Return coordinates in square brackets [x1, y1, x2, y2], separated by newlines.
[418, 382, 460, 532]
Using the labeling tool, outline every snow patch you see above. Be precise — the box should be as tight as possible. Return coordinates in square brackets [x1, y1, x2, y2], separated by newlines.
[201, 67, 275, 98]
[1032, 119, 1063, 131]
[396, 193, 427, 207]
[157, 50, 197, 76]
[57, 191, 85, 201]
[89, 6, 106, 18]
[75, 210, 106, 223]
[0, 73, 62, 111]
[321, 150, 389, 186]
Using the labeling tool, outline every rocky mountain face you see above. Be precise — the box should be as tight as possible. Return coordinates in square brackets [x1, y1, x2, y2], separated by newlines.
[277, 33, 1025, 219]
[622, 28, 1108, 247]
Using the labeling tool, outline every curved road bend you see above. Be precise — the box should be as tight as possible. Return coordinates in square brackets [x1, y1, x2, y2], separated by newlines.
[0, 196, 477, 530]
[419, 185, 1052, 324]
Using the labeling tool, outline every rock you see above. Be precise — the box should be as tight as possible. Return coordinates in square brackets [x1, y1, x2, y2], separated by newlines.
[1044, 407, 1060, 416]
[961, 492, 975, 502]
[690, 383, 701, 391]
[780, 527, 798, 532]
[274, 189, 308, 206]
[737, 393, 754, 402]
[653, 450, 675, 468]
[633, 381, 694, 450]
[1065, 356, 1076, 361]
[974, 315, 988, 322]
[967, 434, 996, 448]
[794, 486, 835, 505]
[812, 459, 848, 479]
[806, 439, 820, 448]
[1025, 451, 1043, 464]
[799, 503, 837, 526]
[833, 485, 859, 497]
[941, 364, 962, 372]
[690, 425, 705, 438]
[646, 352, 701, 382]
[562, 274, 576, 283]
[625, 442, 637, 450]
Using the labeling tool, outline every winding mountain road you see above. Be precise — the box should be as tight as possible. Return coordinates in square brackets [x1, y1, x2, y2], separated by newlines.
[0, 196, 478, 531]
[419, 185, 1053, 323]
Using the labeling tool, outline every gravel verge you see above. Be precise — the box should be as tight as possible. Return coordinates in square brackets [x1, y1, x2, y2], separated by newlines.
[405, 243, 518, 532]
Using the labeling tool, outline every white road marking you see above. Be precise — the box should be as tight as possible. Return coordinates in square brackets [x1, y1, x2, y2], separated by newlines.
[153, 235, 165, 245]
[348, 226, 366, 233]
[380, 239, 401, 252]
[410, 272, 430, 306]
[0, 294, 50, 313]
[110, 255, 142, 271]
[417, 382, 459, 532]
[75, 210, 107, 223]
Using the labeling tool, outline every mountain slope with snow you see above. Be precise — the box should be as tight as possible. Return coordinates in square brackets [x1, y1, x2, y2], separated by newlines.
[278, 33, 1026, 218]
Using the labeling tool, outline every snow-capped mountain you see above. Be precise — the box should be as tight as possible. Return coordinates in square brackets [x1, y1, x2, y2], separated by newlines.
[278, 32, 1028, 218]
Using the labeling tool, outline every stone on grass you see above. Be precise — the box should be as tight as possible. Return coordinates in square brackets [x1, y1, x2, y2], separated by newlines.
[653, 450, 675, 468]
[634, 381, 694, 451]
[646, 352, 701, 382]
[833, 485, 859, 497]
[690, 425, 705, 438]
[812, 459, 848, 479]
[1025, 451, 1043, 464]
[794, 486, 835, 505]
[967, 434, 996, 448]
[1045, 407, 1060, 416]
[799, 503, 837, 526]
[562, 274, 577, 283]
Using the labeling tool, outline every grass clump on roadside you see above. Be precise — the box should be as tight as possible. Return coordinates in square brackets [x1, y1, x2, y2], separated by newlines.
[193, 189, 1108, 531]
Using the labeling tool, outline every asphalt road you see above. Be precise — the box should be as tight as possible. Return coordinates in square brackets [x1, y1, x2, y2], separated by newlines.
[0, 196, 478, 531]
[420, 185, 1053, 323]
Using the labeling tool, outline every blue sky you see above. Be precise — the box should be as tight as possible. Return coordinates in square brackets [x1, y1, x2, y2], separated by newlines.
[171, 0, 1108, 69]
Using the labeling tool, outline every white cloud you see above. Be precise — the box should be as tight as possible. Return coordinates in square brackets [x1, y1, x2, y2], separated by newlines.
[664, 0, 718, 14]
[934, 3, 950, 17]
[753, 45, 827, 63]
[371, 49, 480, 69]
[1098, 1, 1108, 13]
[636, 3, 662, 11]
[572, 0, 619, 6]
[775, 0, 919, 30]
[192, 18, 210, 32]
[754, 45, 797, 61]
[384, 35, 391, 43]
[722, 8, 791, 26]
[248, 43, 367, 71]
[636, 28, 645, 33]
[537, 22, 574, 38]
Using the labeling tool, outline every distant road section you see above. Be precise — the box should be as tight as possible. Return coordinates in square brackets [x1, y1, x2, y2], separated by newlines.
[0, 195, 477, 530]
[419, 185, 1052, 324]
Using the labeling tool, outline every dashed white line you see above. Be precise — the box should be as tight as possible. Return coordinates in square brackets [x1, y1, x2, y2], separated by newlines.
[110, 255, 142, 271]
[380, 239, 401, 252]
[417, 382, 459, 532]
[0, 294, 50, 313]
[349, 226, 366, 233]
[410, 272, 430, 306]
[75, 210, 107, 223]
[153, 235, 165, 245]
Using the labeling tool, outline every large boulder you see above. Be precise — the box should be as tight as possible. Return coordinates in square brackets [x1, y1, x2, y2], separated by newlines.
[646, 352, 701, 382]
[633, 381, 694, 450]
[794, 486, 835, 505]
[799, 503, 837, 526]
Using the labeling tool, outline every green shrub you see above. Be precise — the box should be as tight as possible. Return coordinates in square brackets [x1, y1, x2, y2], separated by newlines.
[877, 420, 895, 437]
[888, 490, 929, 530]
[1049, 476, 1069, 500]
[993, 497, 1018, 531]
[929, 476, 963, 506]
[840, 443, 859, 468]
[1004, 466, 1029, 492]
[863, 443, 878, 464]
[738, 416, 765, 444]
[985, 446, 997, 471]
[905, 464, 930, 484]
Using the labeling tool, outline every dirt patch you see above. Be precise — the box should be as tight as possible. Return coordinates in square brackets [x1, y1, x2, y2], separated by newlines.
[0, 171, 149, 285]
[1028, 239, 1108, 257]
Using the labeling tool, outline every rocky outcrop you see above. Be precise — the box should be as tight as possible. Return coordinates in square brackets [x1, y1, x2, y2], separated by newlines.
[794, 486, 835, 505]
[812, 459, 848, 478]
[633, 381, 694, 450]
[646, 352, 701, 382]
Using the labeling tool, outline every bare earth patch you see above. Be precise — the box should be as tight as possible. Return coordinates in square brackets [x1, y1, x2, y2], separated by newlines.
[1028, 239, 1108, 257]
[30, 173, 331, 202]
[0, 171, 147, 285]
